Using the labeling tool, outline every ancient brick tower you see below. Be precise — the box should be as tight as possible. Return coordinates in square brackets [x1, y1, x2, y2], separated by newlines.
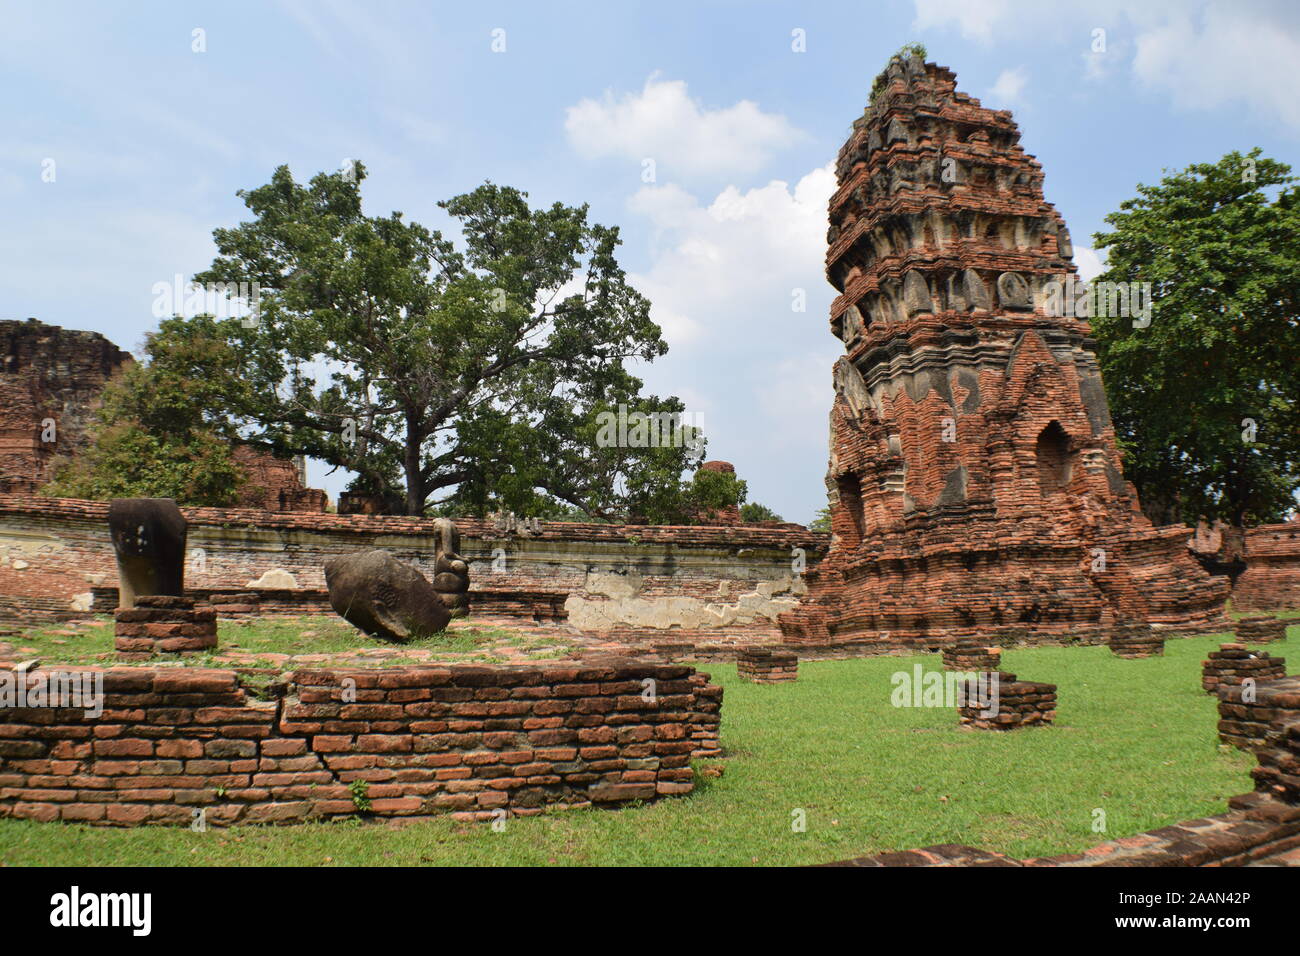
[778, 56, 1229, 649]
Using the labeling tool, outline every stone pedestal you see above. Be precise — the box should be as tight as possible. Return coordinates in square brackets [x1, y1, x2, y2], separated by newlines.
[957, 671, 1057, 730]
[114, 595, 217, 658]
[1235, 616, 1287, 644]
[1202, 643, 1285, 695]
[1108, 624, 1165, 658]
[737, 647, 798, 683]
[942, 641, 1001, 672]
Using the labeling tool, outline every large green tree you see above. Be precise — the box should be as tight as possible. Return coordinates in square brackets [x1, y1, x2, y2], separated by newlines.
[1092, 149, 1300, 526]
[192, 163, 702, 516]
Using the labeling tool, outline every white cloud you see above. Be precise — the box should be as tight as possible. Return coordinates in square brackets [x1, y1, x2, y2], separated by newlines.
[911, 0, 1018, 41]
[619, 164, 841, 520]
[912, 0, 1300, 134]
[564, 75, 804, 179]
[988, 67, 1028, 105]
[1074, 245, 1106, 283]
[1130, 2, 1300, 133]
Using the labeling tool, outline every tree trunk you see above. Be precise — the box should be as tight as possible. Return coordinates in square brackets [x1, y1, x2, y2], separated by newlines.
[403, 409, 424, 516]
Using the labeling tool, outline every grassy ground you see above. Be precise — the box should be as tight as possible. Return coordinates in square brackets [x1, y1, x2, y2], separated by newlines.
[3, 616, 572, 668]
[3, 623, 1295, 867]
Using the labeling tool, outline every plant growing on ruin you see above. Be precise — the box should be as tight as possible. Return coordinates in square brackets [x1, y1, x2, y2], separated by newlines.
[188, 164, 704, 517]
[348, 779, 372, 812]
[1092, 149, 1300, 526]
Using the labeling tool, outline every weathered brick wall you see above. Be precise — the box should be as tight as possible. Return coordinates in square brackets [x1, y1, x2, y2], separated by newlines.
[0, 318, 132, 492]
[0, 496, 827, 644]
[1234, 522, 1300, 611]
[0, 658, 722, 826]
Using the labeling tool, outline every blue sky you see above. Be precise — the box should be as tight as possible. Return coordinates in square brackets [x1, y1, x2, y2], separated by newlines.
[3, 0, 1297, 522]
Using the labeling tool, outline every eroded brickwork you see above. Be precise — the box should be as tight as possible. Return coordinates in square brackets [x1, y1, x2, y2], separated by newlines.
[0, 318, 132, 492]
[0, 658, 722, 826]
[780, 56, 1228, 649]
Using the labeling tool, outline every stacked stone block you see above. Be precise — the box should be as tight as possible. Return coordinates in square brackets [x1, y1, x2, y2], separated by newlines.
[113, 595, 216, 657]
[0, 658, 723, 826]
[1235, 616, 1287, 644]
[1218, 675, 1300, 751]
[957, 672, 1057, 730]
[942, 641, 1001, 672]
[736, 646, 798, 683]
[1107, 624, 1164, 658]
[1202, 644, 1286, 695]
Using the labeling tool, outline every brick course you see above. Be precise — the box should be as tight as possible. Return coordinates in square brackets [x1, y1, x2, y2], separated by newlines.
[0, 658, 722, 825]
[1202, 644, 1286, 695]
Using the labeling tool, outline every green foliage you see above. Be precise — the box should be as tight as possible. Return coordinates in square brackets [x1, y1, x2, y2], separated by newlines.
[347, 779, 371, 813]
[740, 502, 782, 523]
[1092, 149, 1300, 526]
[809, 505, 832, 533]
[44, 320, 247, 506]
[870, 43, 928, 104]
[191, 164, 701, 517]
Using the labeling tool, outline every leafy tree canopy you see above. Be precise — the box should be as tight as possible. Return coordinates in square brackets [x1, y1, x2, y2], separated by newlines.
[189, 163, 704, 517]
[1092, 148, 1300, 526]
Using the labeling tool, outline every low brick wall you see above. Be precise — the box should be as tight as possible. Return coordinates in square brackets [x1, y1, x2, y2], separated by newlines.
[736, 647, 797, 683]
[1217, 675, 1300, 751]
[1202, 644, 1286, 695]
[0, 658, 722, 826]
[0, 495, 826, 646]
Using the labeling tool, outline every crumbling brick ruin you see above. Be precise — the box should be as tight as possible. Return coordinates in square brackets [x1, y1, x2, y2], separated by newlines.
[779, 56, 1229, 650]
[0, 318, 325, 511]
[0, 318, 132, 493]
[736, 646, 798, 682]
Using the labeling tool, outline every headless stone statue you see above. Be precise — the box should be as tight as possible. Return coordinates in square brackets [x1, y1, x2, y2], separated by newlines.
[108, 498, 188, 608]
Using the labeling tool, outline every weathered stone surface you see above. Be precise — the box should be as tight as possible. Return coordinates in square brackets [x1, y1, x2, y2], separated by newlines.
[247, 568, 298, 589]
[324, 549, 451, 642]
[780, 57, 1228, 649]
[107, 498, 187, 608]
[431, 518, 470, 618]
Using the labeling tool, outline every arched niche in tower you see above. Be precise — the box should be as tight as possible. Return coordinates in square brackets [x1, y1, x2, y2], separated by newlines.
[1035, 421, 1074, 497]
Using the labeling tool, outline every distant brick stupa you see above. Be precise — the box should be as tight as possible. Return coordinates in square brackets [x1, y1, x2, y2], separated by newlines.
[778, 55, 1228, 648]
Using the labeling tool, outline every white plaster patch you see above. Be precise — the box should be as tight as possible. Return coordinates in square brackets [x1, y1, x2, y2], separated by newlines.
[566, 570, 802, 631]
[247, 568, 298, 589]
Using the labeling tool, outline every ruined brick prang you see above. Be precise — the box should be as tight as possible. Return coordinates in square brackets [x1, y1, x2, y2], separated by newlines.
[779, 57, 1228, 650]
[0, 318, 132, 492]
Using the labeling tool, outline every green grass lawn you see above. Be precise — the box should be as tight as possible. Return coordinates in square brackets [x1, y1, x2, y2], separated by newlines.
[4, 616, 568, 668]
[3, 624, 1295, 867]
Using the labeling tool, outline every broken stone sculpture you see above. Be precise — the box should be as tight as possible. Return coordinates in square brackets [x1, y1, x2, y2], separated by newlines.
[431, 517, 470, 618]
[108, 498, 188, 608]
[324, 549, 451, 642]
